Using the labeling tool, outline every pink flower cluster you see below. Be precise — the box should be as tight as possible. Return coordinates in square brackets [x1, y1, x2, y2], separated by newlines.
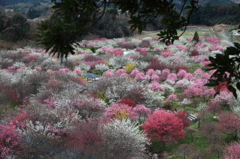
[102, 47, 124, 56]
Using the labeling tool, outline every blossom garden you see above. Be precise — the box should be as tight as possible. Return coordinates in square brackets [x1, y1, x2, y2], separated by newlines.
[0, 35, 240, 159]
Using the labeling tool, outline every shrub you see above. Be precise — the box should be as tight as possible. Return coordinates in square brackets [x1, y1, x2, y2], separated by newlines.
[124, 63, 135, 73]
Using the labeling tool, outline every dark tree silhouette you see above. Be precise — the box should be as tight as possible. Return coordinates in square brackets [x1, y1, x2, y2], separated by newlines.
[36, 0, 199, 60]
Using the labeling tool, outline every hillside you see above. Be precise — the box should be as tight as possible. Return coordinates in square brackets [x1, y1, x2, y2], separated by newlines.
[198, 0, 238, 6]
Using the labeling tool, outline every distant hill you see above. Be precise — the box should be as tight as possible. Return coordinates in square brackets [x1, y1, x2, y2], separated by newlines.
[230, 0, 240, 3]
[196, 0, 237, 6]
[0, 0, 50, 6]
[173, 0, 238, 7]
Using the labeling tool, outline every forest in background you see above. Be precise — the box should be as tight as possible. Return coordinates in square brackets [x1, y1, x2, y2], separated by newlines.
[190, 3, 240, 26]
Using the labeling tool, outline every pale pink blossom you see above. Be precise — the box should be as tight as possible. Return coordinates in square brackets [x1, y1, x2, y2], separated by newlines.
[149, 81, 165, 92]
[151, 74, 160, 81]
[34, 66, 42, 71]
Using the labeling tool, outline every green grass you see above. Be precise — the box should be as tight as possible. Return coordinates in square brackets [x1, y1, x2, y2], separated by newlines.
[189, 63, 201, 73]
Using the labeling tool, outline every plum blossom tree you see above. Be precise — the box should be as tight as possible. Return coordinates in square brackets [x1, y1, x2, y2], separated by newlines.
[205, 102, 221, 115]
[224, 142, 240, 159]
[213, 91, 234, 108]
[129, 69, 140, 78]
[151, 74, 160, 81]
[149, 81, 165, 92]
[177, 69, 187, 79]
[175, 110, 191, 127]
[67, 119, 103, 157]
[143, 110, 185, 146]
[72, 97, 106, 119]
[203, 89, 216, 102]
[100, 119, 149, 159]
[118, 99, 135, 108]
[133, 104, 151, 120]
[180, 98, 192, 110]
[104, 103, 138, 120]
[218, 112, 240, 140]
[183, 84, 204, 102]
[0, 125, 22, 158]
[175, 144, 194, 159]
[165, 93, 179, 106]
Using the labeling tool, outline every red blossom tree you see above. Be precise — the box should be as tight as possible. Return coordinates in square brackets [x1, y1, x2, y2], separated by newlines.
[142, 110, 185, 146]
[118, 99, 135, 108]
[175, 111, 191, 127]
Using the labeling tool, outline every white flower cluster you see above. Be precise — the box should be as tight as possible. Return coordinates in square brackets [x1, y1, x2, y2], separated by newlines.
[95, 63, 109, 71]
[230, 89, 240, 115]
[164, 79, 175, 85]
[134, 61, 149, 71]
[131, 38, 142, 46]
[0, 68, 34, 85]
[41, 58, 61, 70]
[109, 56, 133, 69]
[95, 48, 104, 54]
[175, 79, 194, 89]
[150, 41, 166, 50]
[178, 37, 189, 44]
[168, 46, 180, 54]
[24, 120, 52, 135]
[198, 47, 210, 56]
[75, 62, 90, 71]
[105, 82, 136, 102]
[143, 89, 165, 107]
[67, 54, 84, 61]
[100, 119, 149, 158]
[13, 62, 26, 68]
[197, 102, 207, 111]
[161, 83, 175, 94]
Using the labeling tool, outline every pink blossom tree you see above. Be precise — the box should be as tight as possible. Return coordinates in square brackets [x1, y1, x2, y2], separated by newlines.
[218, 112, 240, 140]
[133, 104, 151, 120]
[224, 142, 240, 159]
[104, 69, 115, 78]
[151, 74, 160, 81]
[213, 91, 234, 108]
[165, 93, 179, 106]
[149, 81, 165, 92]
[177, 69, 187, 79]
[104, 103, 138, 120]
[129, 69, 140, 78]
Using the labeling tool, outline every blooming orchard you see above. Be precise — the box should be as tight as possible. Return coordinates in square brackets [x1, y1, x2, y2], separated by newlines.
[0, 36, 238, 158]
